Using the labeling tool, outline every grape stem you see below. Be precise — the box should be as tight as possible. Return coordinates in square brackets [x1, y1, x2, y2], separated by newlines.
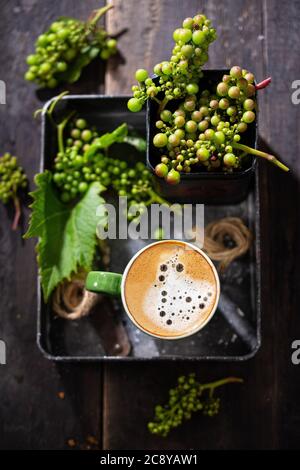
[158, 97, 170, 114]
[199, 376, 243, 394]
[87, 4, 114, 29]
[232, 142, 289, 172]
[57, 111, 76, 155]
[255, 77, 271, 90]
[12, 195, 21, 231]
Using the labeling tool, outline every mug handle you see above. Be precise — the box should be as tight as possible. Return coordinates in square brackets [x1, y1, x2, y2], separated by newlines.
[85, 271, 122, 296]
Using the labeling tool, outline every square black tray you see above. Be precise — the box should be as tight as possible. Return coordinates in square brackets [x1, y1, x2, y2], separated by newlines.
[37, 95, 261, 362]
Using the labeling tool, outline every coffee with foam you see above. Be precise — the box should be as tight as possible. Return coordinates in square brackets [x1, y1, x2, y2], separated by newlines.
[124, 241, 219, 338]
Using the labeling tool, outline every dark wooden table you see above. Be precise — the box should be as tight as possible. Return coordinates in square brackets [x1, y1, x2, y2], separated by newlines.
[0, 0, 299, 450]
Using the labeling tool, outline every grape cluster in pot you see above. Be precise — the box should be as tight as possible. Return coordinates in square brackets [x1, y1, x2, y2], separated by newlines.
[153, 66, 257, 183]
[127, 14, 216, 113]
[25, 12, 117, 89]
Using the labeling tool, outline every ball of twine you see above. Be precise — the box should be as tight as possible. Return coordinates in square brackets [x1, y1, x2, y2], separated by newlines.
[52, 241, 110, 320]
[203, 217, 252, 271]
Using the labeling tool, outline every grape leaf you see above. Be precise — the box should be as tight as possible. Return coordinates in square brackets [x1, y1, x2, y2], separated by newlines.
[84, 123, 128, 160]
[124, 134, 147, 152]
[24, 171, 106, 301]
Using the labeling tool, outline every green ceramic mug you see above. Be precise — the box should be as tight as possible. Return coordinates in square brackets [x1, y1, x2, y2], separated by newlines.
[85, 240, 220, 340]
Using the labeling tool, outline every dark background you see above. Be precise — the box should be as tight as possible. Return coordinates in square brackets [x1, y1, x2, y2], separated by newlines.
[0, 0, 299, 450]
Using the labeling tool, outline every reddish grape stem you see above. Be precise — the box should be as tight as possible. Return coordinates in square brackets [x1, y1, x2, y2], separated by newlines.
[12, 195, 21, 231]
[255, 77, 272, 90]
[233, 142, 289, 172]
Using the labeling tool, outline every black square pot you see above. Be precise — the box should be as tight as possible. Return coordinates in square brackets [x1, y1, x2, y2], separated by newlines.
[146, 69, 258, 204]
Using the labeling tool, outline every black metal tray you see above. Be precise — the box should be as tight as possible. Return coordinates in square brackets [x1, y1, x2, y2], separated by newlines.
[37, 95, 261, 361]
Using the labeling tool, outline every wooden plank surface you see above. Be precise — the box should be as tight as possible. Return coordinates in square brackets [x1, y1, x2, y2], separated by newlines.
[0, 0, 105, 450]
[0, 0, 300, 451]
[103, 0, 300, 449]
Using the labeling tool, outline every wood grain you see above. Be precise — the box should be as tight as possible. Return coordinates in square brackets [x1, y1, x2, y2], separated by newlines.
[103, 0, 277, 450]
[0, 0, 105, 450]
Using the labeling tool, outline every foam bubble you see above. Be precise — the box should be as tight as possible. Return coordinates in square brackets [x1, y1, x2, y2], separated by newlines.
[142, 258, 215, 333]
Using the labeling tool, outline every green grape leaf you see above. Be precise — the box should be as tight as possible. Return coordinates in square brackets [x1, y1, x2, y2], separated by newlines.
[124, 135, 147, 152]
[84, 123, 128, 160]
[24, 171, 106, 301]
[63, 51, 93, 84]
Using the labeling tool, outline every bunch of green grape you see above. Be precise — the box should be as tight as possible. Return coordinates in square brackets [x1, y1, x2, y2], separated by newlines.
[148, 374, 243, 437]
[0, 153, 28, 230]
[127, 14, 216, 113]
[25, 9, 117, 89]
[0, 153, 27, 204]
[53, 118, 165, 217]
[152, 66, 257, 184]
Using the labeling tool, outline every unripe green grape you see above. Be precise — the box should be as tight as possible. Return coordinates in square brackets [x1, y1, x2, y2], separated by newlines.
[222, 74, 231, 83]
[211, 115, 220, 126]
[197, 147, 210, 161]
[162, 62, 172, 75]
[153, 133, 168, 148]
[153, 63, 162, 75]
[210, 99, 219, 110]
[168, 134, 181, 147]
[186, 83, 199, 95]
[107, 38, 117, 50]
[156, 120, 164, 129]
[160, 110, 172, 122]
[228, 86, 240, 99]
[216, 82, 228, 97]
[242, 110, 255, 123]
[26, 54, 38, 65]
[198, 120, 209, 131]
[76, 118, 87, 130]
[37, 34, 48, 46]
[246, 84, 256, 97]
[243, 99, 255, 111]
[56, 61, 67, 72]
[214, 131, 225, 146]
[71, 129, 81, 139]
[192, 30, 206, 45]
[39, 62, 51, 74]
[237, 77, 248, 91]
[174, 116, 185, 128]
[127, 97, 143, 112]
[183, 100, 196, 112]
[81, 129, 92, 142]
[147, 86, 157, 97]
[64, 48, 76, 62]
[25, 71, 35, 81]
[219, 98, 229, 110]
[166, 169, 180, 185]
[227, 106, 237, 116]
[230, 66, 243, 79]
[173, 28, 182, 42]
[155, 163, 168, 178]
[191, 110, 202, 122]
[179, 28, 193, 43]
[174, 129, 185, 139]
[185, 120, 197, 133]
[245, 72, 255, 83]
[199, 106, 209, 116]
[57, 28, 69, 40]
[182, 17, 194, 29]
[224, 153, 236, 166]
[181, 44, 194, 58]
[204, 129, 215, 140]
[237, 122, 248, 133]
